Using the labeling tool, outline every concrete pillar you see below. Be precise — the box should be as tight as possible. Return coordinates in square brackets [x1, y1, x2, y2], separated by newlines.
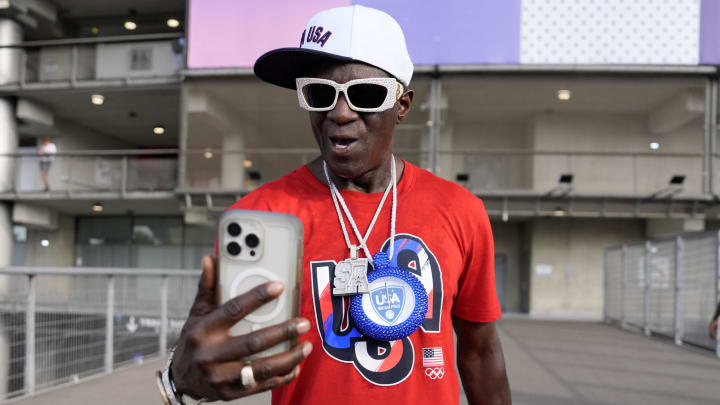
[0, 98, 16, 192]
[0, 19, 22, 85]
[0, 19, 21, 191]
[0, 18, 22, 400]
[221, 134, 245, 190]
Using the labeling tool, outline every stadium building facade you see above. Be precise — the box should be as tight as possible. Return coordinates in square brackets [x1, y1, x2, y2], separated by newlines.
[0, 0, 719, 324]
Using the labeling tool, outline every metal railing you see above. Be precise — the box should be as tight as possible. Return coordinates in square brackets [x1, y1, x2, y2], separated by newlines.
[0, 147, 712, 197]
[180, 148, 427, 191]
[181, 148, 707, 195]
[0, 34, 183, 89]
[0, 267, 199, 400]
[604, 231, 720, 356]
[3, 150, 178, 195]
[439, 149, 706, 195]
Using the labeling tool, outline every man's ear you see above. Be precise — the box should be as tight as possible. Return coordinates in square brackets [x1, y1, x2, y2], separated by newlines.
[396, 90, 414, 124]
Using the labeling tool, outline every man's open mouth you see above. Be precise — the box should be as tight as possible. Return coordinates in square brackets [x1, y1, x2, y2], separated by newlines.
[329, 136, 358, 152]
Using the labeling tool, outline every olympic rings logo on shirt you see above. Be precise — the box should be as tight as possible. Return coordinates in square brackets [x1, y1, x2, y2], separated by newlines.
[424, 367, 445, 380]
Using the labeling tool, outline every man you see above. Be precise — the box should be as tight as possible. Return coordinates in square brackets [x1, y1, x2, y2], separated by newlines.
[166, 5, 510, 405]
[37, 136, 56, 191]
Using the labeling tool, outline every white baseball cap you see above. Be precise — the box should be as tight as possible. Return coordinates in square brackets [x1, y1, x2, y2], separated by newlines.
[254, 5, 413, 90]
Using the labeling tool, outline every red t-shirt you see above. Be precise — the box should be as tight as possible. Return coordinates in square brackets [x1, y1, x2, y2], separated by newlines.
[227, 161, 500, 404]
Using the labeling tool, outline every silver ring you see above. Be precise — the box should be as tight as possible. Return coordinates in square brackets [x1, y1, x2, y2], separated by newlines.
[240, 364, 256, 388]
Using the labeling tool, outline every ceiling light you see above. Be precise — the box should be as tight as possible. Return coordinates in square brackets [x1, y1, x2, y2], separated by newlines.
[557, 89, 571, 101]
[41, 239, 50, 247]
[153, 126, 166, 135]
[91, 94, 104, 105]
[204, 150, 213, 159]
[243, 159, 253, 168]
[92, 203, 103, 212]
[124, 21, 137, 30]
[167, 18, 180, 28]
[650, 141, 660, 150]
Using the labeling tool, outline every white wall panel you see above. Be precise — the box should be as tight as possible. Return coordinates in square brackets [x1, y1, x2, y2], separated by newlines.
[521, 0, 701, 65]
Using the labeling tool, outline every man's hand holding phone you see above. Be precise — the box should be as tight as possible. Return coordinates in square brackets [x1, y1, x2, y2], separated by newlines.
[170, 255, 312, 402]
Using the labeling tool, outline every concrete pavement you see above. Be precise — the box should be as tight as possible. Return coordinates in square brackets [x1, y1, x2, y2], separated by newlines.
[7, 319, 720, 405]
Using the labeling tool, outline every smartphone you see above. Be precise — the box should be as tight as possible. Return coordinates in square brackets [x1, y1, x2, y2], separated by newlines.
[217, 209, 304, 357]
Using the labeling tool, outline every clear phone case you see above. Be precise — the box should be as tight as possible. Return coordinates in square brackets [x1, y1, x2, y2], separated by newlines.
[217, 209, 303, 357]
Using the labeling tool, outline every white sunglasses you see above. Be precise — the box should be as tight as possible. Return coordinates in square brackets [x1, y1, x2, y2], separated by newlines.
[296, 77, 404, 113]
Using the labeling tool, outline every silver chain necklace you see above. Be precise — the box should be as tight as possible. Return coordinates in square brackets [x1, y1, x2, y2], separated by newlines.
[323, 157, 398, 295]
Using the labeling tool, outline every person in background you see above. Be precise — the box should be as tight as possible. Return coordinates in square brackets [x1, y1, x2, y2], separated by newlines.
[37, 136, 57, 192]
[710, 301, 719, 340]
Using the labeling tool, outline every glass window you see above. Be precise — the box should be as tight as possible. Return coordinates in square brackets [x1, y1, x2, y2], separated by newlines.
[132, 217, 183, 245]
[76, 217, 131, 245]
[183, 224, 215, 246]
[12, 225, 27, 242]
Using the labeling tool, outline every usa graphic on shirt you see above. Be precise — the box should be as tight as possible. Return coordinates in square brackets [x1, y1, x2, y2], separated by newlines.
[311, 233, 444, 386]
[422, 347, 445, 380]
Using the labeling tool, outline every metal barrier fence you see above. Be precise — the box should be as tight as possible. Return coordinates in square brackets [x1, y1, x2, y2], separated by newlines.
[0, 267, 199, 400]
[604, 231, 720, 356]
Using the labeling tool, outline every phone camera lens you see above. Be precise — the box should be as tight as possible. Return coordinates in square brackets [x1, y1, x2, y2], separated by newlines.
[227, 242, 241, 256]
[227, 223, 241, 237]
[245, 234, 260, 248]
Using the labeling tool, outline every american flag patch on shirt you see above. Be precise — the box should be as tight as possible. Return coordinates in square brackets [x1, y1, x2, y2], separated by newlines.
[422, 347, 444, 367]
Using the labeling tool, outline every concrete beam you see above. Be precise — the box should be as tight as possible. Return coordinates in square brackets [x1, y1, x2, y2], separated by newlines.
[12, 202, 58, 230]
[16, 98, 53, 127]
[645, 218, 705, 239]
[16, 0, 56, 22]
[648, 90, 704, 134]
[184, 210, 213, 225]
[187, 91, 245, 134]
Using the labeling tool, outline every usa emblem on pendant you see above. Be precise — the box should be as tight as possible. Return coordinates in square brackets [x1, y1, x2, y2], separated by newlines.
[333, 245, 369, 295]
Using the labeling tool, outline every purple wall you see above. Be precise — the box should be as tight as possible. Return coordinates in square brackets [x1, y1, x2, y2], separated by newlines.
[187, 0, 349, 69]
[355, 0, 521, 65]
[700, 0, 720, 65]
[188, 0, 718, 69]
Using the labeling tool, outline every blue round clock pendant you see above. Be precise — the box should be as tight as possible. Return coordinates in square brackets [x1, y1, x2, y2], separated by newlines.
[350, 252, 428, 341]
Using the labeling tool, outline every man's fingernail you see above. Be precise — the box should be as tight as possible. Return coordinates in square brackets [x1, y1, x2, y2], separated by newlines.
[302, 342, 313, 357]
[267, 282, 284, 295]
[297, 319, 310, 334]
